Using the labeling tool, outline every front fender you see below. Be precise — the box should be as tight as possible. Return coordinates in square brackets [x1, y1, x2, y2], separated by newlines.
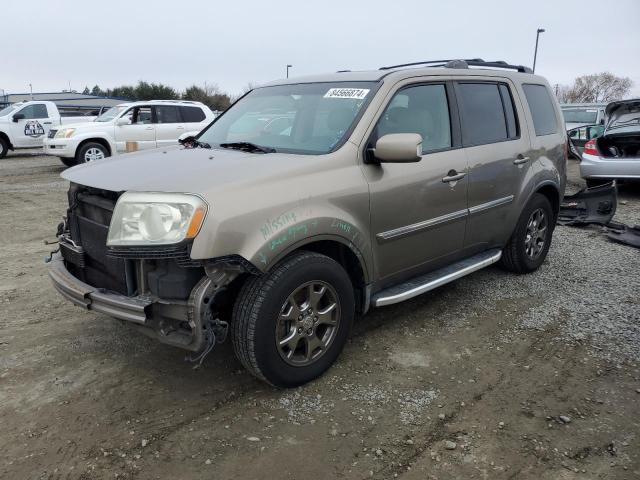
[72, 132, 116, 155]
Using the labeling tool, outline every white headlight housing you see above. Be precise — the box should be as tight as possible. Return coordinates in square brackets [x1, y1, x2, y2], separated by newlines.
[107, 192, 208, 246]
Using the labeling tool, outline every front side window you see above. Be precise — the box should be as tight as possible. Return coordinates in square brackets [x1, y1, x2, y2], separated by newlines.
[17, 104, 48, 119]
[95, 106, 127, 122]
[374, 83, 451, 153]
[457, 83, 509, 146]
[197, 82, 377, 154]
[131, 107, 152, 124]
[523, 84, 558, 136]
[155, 106, 180, 124]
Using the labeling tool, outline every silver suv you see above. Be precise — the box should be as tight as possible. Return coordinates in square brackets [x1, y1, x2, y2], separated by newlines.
[49, 59, 567, 387]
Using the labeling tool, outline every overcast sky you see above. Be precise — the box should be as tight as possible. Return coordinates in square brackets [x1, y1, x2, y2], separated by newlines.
[2, 0, 639, 97]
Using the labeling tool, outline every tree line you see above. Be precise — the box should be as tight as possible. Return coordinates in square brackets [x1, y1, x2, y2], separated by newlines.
[82, 81, 233, 111]
[556, 72, 633, 104]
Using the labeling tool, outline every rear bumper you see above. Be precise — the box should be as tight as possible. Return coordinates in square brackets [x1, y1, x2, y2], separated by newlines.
[580, 153, 640, 179]
[48, 252, 151, 324]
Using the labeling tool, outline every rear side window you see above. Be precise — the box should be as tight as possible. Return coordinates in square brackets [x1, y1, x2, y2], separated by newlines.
[522, 84, 558, 136]
[155, 106, 180, 124]
[457, 83, 508, 146]
[180, 106, 206, 123]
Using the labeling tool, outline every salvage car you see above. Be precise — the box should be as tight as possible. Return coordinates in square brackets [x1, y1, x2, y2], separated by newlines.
[580, 98, 640, 186]
[48, 59, 566, 387]
[43, 100, 215, 167]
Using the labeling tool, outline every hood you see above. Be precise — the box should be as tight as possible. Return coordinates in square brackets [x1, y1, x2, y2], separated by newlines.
[62, 145, 325, 194]
[57, 120, 105, 130]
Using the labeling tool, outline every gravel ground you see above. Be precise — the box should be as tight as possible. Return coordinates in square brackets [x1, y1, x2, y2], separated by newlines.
[1, 152, 639, 479]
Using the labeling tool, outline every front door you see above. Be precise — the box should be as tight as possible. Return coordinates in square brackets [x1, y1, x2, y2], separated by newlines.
[10, 103, 51, 147]
[114, 106, 156, 153]
[363, 82, 469, 282]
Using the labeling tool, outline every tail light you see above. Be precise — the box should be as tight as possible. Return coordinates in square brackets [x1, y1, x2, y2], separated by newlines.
[583, 139, 599, 156]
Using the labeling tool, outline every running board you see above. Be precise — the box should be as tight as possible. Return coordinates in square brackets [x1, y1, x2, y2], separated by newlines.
[372, 249, 502, 307]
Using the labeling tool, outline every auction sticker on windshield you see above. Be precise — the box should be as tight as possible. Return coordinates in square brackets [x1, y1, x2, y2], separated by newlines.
[324, 88, 370, 100]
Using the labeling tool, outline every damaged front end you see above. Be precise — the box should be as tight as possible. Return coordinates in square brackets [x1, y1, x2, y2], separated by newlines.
[48, 183, 257, 364]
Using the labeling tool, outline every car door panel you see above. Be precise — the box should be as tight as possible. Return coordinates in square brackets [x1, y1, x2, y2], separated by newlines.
[10, 103, 50, 147]
[362, 81, 469, 282]
[114, 106, 156, 153]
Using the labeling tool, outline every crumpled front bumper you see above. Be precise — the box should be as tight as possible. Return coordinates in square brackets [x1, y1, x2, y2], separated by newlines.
[48, 252, 152, 324]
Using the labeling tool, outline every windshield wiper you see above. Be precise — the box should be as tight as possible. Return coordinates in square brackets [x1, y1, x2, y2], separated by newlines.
[219, 142, 276, 153]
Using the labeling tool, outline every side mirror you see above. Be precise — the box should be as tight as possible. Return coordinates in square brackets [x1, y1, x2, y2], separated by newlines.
[12, 113, 25, 122]
[116, 116, 130, 126]
[373, 133, 423, 163]
[178, 133, 196, 144]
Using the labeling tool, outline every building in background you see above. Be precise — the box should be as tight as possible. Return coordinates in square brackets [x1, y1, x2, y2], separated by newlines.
[0, 91, 124, 114]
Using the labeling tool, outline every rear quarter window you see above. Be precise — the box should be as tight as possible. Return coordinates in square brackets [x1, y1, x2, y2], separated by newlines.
[522, 84, 558, 136]
[180, 106, 206, 123]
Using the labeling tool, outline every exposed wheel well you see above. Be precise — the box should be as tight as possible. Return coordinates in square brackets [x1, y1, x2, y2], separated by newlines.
[0, 131, 12, 149]
[536, 184, 560, 221]
[77, 138, 111, 157]
[290, 240, 367, 313]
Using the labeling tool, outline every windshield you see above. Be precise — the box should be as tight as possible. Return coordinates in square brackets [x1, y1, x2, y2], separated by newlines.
[197, 82, 377, 154]
[562, 108, 599, 124]
[95, 106, 127, 122]
[0, 105, 17, 117]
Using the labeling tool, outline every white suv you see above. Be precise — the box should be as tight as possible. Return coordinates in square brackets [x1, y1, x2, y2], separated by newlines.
[43, 100, 215, 166]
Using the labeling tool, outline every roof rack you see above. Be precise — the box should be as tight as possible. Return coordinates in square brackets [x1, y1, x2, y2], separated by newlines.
[379, 58, 533, 74]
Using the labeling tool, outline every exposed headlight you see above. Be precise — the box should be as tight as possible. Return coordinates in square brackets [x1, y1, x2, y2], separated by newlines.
[55, 128, 75, 138]
[107, 192, 208, 246]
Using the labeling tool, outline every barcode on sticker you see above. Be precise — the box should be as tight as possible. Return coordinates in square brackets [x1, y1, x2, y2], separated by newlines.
[324, 88, 370, 100]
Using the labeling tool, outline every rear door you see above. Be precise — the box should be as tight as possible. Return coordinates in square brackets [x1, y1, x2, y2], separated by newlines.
[113, 106, 156, 153]
[154, 105, 185, 147]
[10, 103, 51, 147]
[455, 80, 533, 251]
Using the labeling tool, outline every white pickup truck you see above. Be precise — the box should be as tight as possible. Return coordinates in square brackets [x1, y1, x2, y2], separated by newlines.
[0, 101, 97, 158]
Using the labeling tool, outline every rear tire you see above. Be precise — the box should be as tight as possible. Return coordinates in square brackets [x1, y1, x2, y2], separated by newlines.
[231, 251, 355, 387]
[60, 157, 77, 168]
[500, 193, 554, 274]
[76, 142, 109, 164]
[0, 137, 8, 159]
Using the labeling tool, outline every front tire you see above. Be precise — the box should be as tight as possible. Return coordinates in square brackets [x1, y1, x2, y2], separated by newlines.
[500, 193, 554, 274]
[76, 142, 109, 164]
[0, 137, 8, 159]
[232, 251, 355, 387]
[59, 157, 77, 168]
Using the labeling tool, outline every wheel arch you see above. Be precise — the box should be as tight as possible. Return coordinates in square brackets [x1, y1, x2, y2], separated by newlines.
[265, 236, 370, 314]
[533, 181, 561, 221]
[76, 137, 113, 158]
[0, 131, 13, 150]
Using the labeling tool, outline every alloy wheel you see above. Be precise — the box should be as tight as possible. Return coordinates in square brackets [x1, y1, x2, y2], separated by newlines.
[524, 207, 547, 259]
[84, 147, 105, 162]
[275, 280, 341, 366]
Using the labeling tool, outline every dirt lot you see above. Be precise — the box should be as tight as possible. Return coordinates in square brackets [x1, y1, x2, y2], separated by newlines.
[1, 152, 639, 480]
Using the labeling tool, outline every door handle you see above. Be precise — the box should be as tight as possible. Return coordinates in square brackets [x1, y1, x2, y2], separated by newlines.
[513, 155, 530, 165]
[442, 170, 466, 183]
[43, 122, 52, 125]
[145, 126, 154, 130]
[176, 126, 185, 130]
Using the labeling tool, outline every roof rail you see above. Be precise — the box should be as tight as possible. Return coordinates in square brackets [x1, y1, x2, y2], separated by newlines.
[379, 58, 533, 74]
